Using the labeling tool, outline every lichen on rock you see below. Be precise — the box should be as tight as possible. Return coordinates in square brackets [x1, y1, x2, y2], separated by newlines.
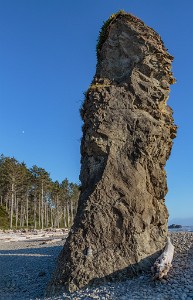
[47, 11, 177, 294]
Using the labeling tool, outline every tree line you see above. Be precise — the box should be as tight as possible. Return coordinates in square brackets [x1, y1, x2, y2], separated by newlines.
[0, 154, 80, 229]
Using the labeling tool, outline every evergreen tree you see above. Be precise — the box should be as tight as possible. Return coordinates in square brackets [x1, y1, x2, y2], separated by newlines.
[0, 156, 22, 228]
[0, 154, 80, 229]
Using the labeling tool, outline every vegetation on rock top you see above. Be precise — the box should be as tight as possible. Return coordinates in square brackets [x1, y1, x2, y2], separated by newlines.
[96, 10, 145, 60]
[96, 10, 126, 59]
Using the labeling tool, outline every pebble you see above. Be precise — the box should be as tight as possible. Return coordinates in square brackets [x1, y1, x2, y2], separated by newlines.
[0, 232, 193, 299]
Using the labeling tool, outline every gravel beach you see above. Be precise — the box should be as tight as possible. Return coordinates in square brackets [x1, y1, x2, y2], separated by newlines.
[0, 231, 193, 300]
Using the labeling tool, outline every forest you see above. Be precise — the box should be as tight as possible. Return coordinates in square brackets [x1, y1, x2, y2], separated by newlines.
[0, 154, 80, 229]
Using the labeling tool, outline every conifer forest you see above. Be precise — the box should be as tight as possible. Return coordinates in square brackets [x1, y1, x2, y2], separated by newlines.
[0, 154, 80, 229]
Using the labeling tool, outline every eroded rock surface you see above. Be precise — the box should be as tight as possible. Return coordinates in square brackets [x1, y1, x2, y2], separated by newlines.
[48, 11, 177, 293]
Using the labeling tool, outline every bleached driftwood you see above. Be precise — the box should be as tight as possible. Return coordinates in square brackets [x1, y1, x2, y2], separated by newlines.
[151, 237, 174, 279]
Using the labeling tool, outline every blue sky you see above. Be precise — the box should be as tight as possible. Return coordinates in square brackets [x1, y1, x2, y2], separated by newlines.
[0, 0, 192, 221]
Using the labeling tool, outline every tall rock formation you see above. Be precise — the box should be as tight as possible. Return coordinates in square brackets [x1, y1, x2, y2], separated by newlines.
[48, 11, 177, 293]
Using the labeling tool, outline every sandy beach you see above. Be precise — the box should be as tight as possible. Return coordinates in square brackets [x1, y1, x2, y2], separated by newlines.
[0, 231, 192, 300]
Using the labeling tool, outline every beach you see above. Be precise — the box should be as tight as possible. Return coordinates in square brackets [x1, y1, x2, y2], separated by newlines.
[0, 230, 66, 300]
[0, 231, 192, 300]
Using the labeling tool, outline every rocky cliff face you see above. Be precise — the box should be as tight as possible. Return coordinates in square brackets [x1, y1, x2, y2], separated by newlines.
[48, 11, 177, 293]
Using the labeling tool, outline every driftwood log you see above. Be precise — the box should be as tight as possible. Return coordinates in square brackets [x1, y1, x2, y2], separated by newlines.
[151, 237, 174, 279]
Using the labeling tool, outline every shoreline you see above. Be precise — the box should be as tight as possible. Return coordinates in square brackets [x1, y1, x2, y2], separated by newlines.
[0, 228, 69, 244]
[0, 231, 192, 299]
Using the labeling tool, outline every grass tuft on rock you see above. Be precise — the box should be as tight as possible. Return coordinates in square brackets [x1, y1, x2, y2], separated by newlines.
[96, 10, 126, 60]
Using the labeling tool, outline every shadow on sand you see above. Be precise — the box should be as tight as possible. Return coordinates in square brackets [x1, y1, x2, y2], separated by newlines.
[46, 249, 162, 297]
[46, 239, 193, 298]
[0, 244, 63, 300]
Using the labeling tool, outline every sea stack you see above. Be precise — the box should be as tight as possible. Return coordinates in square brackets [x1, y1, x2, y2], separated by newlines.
[48, 11, 177, 293]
